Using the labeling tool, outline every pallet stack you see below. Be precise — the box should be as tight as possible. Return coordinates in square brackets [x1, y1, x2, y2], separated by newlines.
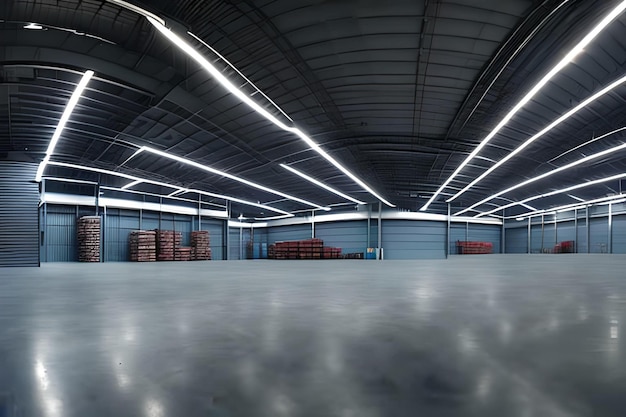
[156, 230, 175, 261]
[323, 246, 343, 259]
[191, 231, 211, 260]
[456, 241, 493, 254]
[299, 238, 323, 259]
[175, 246, 192, 261]
[129, 230, 156, 262]
[77, 216, 101, 262]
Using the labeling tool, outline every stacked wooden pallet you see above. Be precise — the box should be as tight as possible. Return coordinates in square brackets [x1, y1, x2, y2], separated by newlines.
[269, 238, 350, 260]
[299, 238, 323, 259]
[77, 216, 100, 262]
[175, 246, 192, 261]
[129, 230, 156, 262]
[156, 230, 175, 261]
[323, 246, 343, 259]
[191, 231, 211, 260]
[456, 241, 493, 254]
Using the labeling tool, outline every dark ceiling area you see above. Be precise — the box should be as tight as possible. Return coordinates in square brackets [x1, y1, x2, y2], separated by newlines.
[1, 0, 625, 218]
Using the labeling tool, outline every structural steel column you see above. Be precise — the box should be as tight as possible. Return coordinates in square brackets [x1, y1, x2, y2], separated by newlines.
[377, 201, 382, 260]
[446, 203, 451, 259]
[574, 208, 578, 253]
[367, 204, 371, 248]
[311, 210, 315, 238]
[586, 206, 590, 254]
[527, 217, 531, 254]
[608, 203, 613, 254]
[501, 209, 505, 254]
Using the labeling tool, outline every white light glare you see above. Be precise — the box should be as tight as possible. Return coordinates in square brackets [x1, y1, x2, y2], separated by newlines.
[121, 180, 142, 190]
[47, 161, 292, 216]
[449, 74, 626, 201]
[280, 164, 366, 205]
[456, 127, 626, 216]
[128, 146, 330, 211]
[513, 194, 626, 220]
[420, 0, 626, 211]
[145, 16, 394, 207]
[36, 70, 94, 182]
[24, 23, 43, 30]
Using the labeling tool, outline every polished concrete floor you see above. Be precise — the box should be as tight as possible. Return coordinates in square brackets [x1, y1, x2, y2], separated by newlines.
[1, 255, 626, 416]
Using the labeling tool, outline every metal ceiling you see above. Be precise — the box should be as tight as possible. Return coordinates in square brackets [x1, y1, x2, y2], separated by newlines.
[1, 0, 625, 218]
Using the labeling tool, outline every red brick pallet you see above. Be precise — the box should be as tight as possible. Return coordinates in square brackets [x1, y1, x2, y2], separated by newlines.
[456, 241, 493, 255]
[77, 216, 101, 262]
[129, 230, 156, 262]
[175, 247, 192, 261]
[191, 230, 211, 260]
[269, 238, 352, 260]
[553, 240, 575, 253]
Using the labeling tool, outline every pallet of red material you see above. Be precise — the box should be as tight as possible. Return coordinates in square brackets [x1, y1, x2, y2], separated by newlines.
[191, 230, 211, 260]
[456, 241, 493, 254]
[129, 230, 157, 262]
[77, 216, 101, 262]
[175, 247, 192, 261]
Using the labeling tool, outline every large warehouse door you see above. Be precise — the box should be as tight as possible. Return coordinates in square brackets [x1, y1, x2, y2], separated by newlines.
[0, 161, 39, 267]
[505, 227, 527, 253]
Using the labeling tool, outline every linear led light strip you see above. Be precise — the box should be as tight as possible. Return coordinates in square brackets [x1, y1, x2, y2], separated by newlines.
[126, 146, 329, 210]
[144, 17, 394, 207]
[513, 193, 626, 220]
[46, 161, 293, 216]
[475, 173, 626, 218]
[456, 127, 626, 216]
[448, 74, 626, 202]
[280, 164, 366, 205]
[420, 0, 626, 211]
[35, 70, 94, 182]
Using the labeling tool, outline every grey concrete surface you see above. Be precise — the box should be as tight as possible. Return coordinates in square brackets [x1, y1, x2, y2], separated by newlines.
[1, 255, 625, 416]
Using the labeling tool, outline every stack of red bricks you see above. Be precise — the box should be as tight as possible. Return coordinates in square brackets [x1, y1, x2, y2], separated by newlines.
[323, 246, 342, 259]
[299, 238, 323, 259]
[77, 216, 101, 262]
[191, 231, 211, 260]
[156, 230, 176, 261]
[129, 230, 156, 261]
[456, 241, 493, 254]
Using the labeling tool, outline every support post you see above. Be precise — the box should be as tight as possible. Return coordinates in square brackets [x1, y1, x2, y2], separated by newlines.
[367, 204, 371, 248]
[586, 206, 590, 254]
[225, 201, 230, 260]
[446, 203, 451, 259]
[607, 203, 613, 253]
[541, 214, 545, 253]
[377, 201, 382, 260]
[198, 195, 202, 231]
[311, 210, 315, 238]
[574, 208, 578, 253]
[528, 216, 532, 255]
[501, 209, 505, 254]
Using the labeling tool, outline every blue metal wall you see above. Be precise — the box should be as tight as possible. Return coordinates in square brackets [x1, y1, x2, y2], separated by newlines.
[577, 219, 588, 253]
[468, 224, 501, 254]
[267, 224, 311, 243]
[556, 221, 576, 243]
[449, 223, 466, 254]
[613, 215, 626, 254]
[589, 217, 609, 253]
[382, 220, 446, 260]
[505, 227, 527, 253]
[43, 204, 225, 262]
[315, 220, 368, 254]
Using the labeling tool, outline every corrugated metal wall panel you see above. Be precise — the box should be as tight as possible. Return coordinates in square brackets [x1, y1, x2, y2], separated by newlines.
[589, 217, 609, 253]
[104, 209, 139, 262]
[201, 219, 225, 260]
[450, 223, 465, 254]
[228, 227, 251, 260]
[468, 224, 501, 253]
[45, 205, 78, 262]
[556, 221, 576, 244]
[530, 225, 543, 253]
[142, 212, 160, 231]
[174, 215, 192, 246]
[543, 221, 557, 250]
[505, 227, 527, 253]
[267, 224, 311, 243]
[0, 162, 39, 267]
[382, 220, 446, 260]
[612, 215, 626, 254]
[577, 219, 588, 253]
[316, 220, 368, 253]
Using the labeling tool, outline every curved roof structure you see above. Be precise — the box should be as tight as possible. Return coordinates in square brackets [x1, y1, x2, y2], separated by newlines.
[2, 0, 626, 218]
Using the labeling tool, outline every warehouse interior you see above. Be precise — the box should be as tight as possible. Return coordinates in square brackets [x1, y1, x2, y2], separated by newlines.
[1, 0, 626, 415]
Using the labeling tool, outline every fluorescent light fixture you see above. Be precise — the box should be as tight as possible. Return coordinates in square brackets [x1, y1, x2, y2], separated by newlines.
[520, 203, 537, 210]
[456, 130, 626, 216]
[253, 214, 293, 221]
[145, 16, 394, 207]
[420, 0, 626, 211]
[127, 146, 330, 211]
[46, 161, 292, 216]
[598, 198, 626, 206]
[448, 74, 626, 202]
[557, 205, 588, 213]
[567, 194, 586, 202]
[168, 190, 185, 197]
[121, 180, 142, 190]
[35, 70, 94, 182]
[515, 217, 524, 221]
[475, 173, 626, 218]
[515, 194, 626, 219]
[549, 126, 626, 163]
[24, 23, 43, 30]
[280, 163, 366, 204]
